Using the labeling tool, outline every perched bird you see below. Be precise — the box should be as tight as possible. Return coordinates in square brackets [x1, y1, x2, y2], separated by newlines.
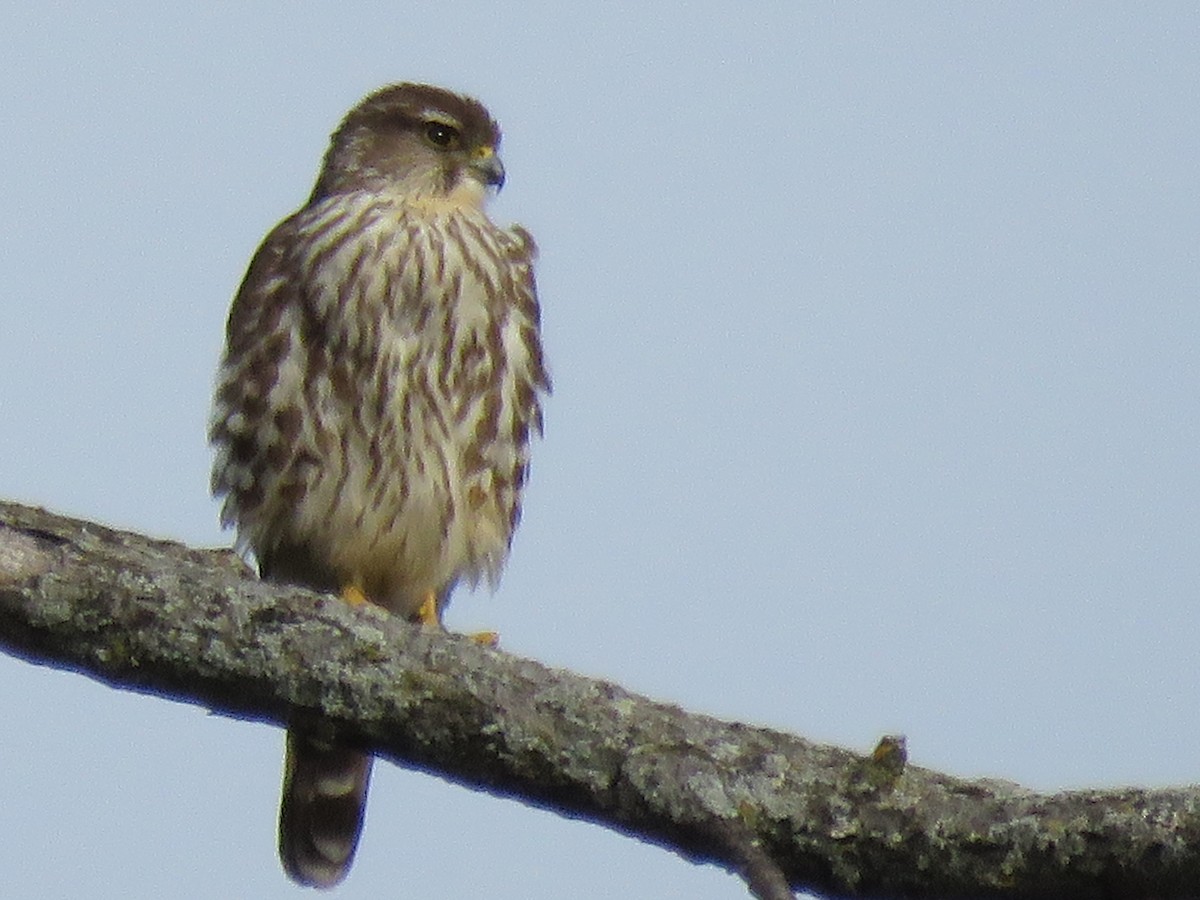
[209, 83, 549, 888]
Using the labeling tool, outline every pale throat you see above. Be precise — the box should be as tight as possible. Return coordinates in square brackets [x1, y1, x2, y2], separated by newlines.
[404, 176, 491, 215]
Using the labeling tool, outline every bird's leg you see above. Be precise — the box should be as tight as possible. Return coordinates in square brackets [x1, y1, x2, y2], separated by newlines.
[416, 590, 440, 626]
[416, 589, 499, 647]
[340, 584, 369, 606]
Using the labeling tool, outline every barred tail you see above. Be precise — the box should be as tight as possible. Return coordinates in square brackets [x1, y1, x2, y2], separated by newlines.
[279, 728, 373, 888]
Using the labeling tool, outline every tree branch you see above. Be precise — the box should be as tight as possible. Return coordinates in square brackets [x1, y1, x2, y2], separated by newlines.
[0, 500, 1197, 899]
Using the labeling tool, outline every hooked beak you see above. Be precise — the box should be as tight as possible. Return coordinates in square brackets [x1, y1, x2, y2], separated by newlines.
[470, 145, 506, 189]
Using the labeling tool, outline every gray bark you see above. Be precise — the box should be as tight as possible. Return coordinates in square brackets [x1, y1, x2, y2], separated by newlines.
[0, 499, 1197, 899]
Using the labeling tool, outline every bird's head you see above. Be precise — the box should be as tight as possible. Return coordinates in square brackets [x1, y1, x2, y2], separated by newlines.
[309, 83, 505, 207]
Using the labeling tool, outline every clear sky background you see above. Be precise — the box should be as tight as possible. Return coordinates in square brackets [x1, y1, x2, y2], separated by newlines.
[2, 4, 1197, 899]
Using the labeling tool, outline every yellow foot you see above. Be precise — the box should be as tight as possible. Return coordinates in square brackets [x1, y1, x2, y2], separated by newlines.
[416, 590, 440, 626]
[340, 584, 369, 606]
[415, 589, 498, 646]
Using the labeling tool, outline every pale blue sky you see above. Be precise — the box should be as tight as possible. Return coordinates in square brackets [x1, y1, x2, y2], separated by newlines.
[2, 4, 1198, 898]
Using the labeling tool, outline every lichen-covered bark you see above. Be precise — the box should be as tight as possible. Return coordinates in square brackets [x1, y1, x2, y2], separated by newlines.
[0, 499, 1198, 899]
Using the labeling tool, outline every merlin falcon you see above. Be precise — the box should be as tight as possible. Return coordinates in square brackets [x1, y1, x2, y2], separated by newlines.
[210, 83, 550, 887]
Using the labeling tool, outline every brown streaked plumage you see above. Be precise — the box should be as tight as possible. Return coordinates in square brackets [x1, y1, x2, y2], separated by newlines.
[209, 83, 549, 888]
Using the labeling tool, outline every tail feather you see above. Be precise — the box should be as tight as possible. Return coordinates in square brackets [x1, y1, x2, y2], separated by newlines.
[279, 728, 373, 888]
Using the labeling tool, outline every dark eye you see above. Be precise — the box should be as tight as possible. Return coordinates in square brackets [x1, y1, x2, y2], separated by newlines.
[424, 121, 459, 148]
